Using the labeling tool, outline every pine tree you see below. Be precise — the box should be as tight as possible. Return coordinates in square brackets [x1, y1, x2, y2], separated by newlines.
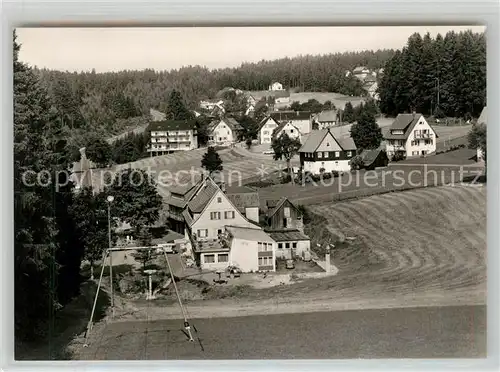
[201, 147, 223, 175]
[343, 102, 355, 123]
[165, 89, 193, 120]
[350, 111, 383, 150]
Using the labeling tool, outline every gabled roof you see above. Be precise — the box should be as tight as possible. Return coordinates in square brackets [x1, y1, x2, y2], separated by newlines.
[272, 122, 300, 138]
[299, 127, 356, 153]
[208, 117, 243, 132]
[258, 116, 280, 131]
[270, 111, 312, 122]
[226, 186, 260, 213]
[313, 110, 337, 123]
[360, 148, 387, 167]
[187, 178, 220, 213]
[147, 120, 197, 132]
[477, 106, 487, 125]
[385, 113, 427, 140]
[266, 197, 298, 218]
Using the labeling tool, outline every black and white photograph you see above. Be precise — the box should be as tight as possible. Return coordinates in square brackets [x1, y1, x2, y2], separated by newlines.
[13, 25, 487, 360]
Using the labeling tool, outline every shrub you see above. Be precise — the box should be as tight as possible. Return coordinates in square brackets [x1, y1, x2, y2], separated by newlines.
[281, 174, 292, 184]
[349, 155, 365, 170]
[391, 152, 406, 162]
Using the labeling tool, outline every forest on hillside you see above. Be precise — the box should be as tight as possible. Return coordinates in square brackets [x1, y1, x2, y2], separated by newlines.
[32, 49, 395, 140]
[378, 30, 486, 118]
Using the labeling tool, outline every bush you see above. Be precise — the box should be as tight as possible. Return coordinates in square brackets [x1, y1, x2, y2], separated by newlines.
[391, 152, 406, 162]
[349, 155, 365, 170]
[281, 174, 292, 184]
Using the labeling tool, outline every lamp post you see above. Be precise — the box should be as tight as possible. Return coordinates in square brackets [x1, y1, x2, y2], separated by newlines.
[107, 195, 115, 318]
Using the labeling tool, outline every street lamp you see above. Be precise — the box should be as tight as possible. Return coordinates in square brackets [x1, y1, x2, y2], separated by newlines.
[107, 195, 114, 318]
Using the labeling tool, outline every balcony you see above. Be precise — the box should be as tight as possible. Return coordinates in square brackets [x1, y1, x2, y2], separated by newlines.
[414, 132, 433, 139]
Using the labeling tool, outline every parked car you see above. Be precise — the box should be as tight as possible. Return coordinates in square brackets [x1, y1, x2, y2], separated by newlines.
[286, 259, 295, 269]
[226, 265, 242, 278]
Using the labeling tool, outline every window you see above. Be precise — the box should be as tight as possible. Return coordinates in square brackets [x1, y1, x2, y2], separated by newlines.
[335, 151, 340, 158]
[278, 243, 283, 249]
[224, 211, 235, 219]
[197, 229, 208, 238]
[292, 242, 297, 249]
[223, 137, 227, 140]
[335, 161, 339, 165]
[258, 242, 262, 251]
[263, 131, 269, 135]
[347, 151, 352, 157]
[217, 197, 222, 203]
[210, 212, 221, 220]
[285, 242, 290, 249]
[318, 152, 323, 158]
[204, 254, 215, 263]
[218, 254, 228, 263]
[258, 242, 272, 252]
[284, 207, 290, 218]
[290, 129, 294, 133]
[227, 130, 230, 135]
[323, 152, 328, 158]
[258, 257, 272, 266]
[321, 162, 325, 167]
[217, 229, 223, 235]
[283, 218, 288, 228]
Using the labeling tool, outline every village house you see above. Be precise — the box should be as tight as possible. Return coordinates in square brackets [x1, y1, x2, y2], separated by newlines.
[199, 99, 225, 111]
[182, 177, 258, 269]
[147, 120, 198, 156]
[385, 113, 438, 158]
[299, 127, 357, 174]
[359, 148, 389, 170]
[476, 106, 487, 162]
[263, 198, 311, 261]
[352, 66, 371, 80]
[258, 116, 280, 144]
[268, 82, 284, 91]
[207, 117, 243, 146]
[272, 121, 302, 142]
[270, 111, 312, 134]
[312, 110, 337, 130]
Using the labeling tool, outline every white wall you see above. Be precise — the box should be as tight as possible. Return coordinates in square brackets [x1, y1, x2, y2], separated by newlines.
[316, 132, 343, 152]
[275, 240, 310, 260]
[200, 252, 230, 271]
[245, 207, 259, 223]
[303, 160, 350, 174]
[210, 120, 236, 145]
[230, 238, 276, 272]
[291, 119, 312, 135]
[192, 190, 253, 240]
[275, 122, 301, 141]
[259, 118, 278, 144]
[405, 118, 437, 156]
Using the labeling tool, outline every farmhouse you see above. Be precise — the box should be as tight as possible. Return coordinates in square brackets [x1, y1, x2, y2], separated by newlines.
[270, 111, 312, 134]
[385, 113, 438, 158]
[312, 110, 337, 130]
[258, 116, 280, 144]
[299, 127, 357, 174]
[272, 121, 302, 142]
[264, 198, 311, 260]
[269, 82, 284, 91]
[476, 106, 487, 162]
[207, 117, 243, 146]
[147, 119, 198, 155]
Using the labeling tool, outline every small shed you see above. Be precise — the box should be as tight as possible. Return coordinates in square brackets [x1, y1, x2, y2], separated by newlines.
[360, 149, 389, 170]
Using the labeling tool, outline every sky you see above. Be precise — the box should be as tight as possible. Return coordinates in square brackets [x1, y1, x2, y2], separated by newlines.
[16, 26, 485, 73]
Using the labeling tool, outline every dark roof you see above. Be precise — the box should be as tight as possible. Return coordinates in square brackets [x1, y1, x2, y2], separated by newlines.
[146, 120, 197, 132]
[266, 229, 310, 242]
[270, 111, 311, 122]
[385, 113, 432, 140]
[266, 197, 298, 218]
[208, 117, 243, 132]
[226, 189, 260, 213]
[299, 127, 356, 153]
[360, 148, 386, 167]
[187, 178, 220, 213]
